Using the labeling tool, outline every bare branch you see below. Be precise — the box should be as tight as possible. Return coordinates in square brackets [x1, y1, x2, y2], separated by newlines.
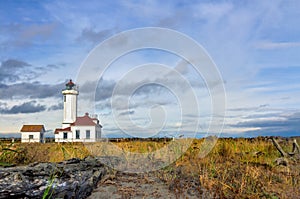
[289, 139, 300, 156]
[271, 137, 288, 157]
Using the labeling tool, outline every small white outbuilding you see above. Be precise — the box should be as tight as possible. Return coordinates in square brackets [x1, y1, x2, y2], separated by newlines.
[20, 125, 45, 143]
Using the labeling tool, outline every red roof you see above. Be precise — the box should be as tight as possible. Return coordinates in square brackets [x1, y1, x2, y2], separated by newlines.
[54, 113, 102, 134]
[54, 127, 71, 134]
[71, 113, 97, 126]
[21, 125, 45, 132]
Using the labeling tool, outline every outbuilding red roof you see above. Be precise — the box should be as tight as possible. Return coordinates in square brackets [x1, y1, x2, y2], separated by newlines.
[20, 125, 45, 132]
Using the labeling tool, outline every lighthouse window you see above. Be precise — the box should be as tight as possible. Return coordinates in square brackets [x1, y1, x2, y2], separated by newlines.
[86, 130, 90, 139]
[76, 130, 80, 139]
[64, 96, 66, 102]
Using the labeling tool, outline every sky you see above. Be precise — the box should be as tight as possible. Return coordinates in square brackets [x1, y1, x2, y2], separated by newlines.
[0, 0, 300, 138]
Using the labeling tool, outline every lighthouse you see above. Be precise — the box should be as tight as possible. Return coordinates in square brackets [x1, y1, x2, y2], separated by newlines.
[62, 79, 78, 128]
[54, 79, 102, 142]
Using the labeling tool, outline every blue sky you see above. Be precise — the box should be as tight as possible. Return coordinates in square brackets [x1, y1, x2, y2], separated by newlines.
[0, 0, 300, 138]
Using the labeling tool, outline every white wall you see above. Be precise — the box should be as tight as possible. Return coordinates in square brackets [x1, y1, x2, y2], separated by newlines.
[55, 131, 73, 142]
[62, 89, 78, 125]
[55, 126, 98, 142]
[21, 132, 42, 143]
[72, 126, 96, 142]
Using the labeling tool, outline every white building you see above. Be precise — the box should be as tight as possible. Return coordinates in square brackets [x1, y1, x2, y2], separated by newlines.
[54, 80, 102, 142]
[20, 125, 45, 143]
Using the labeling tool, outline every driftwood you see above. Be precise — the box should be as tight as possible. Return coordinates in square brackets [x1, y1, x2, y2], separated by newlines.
[271, 137, 300, 166]
[289, 139, 300, 155]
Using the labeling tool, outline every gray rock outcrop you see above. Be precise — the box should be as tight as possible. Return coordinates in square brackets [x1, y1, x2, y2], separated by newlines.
[0, 156, 109, 199]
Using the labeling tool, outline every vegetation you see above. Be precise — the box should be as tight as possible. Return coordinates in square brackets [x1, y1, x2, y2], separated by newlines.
[0, 142, 90, 165]
[0, 137, 299, 198]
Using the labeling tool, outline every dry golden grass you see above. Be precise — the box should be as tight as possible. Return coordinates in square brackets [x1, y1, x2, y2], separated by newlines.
[0, 142, 90, 164]
[0, 137, 299, 198]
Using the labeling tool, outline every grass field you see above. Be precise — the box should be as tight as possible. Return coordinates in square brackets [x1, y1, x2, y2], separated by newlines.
[0, 137, 299, 198]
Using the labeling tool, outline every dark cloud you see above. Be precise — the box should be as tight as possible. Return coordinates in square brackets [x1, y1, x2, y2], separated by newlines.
[48, 103, 63, 111]
[259, 104, 269, 108]
[0, 59, 62, 84]
[227, 104, 270, 112]
[46, 64, 61, 69]
[95, 79, 115, 101]
[119, 110, 135, 116]
[231, 112, 300, 135]
[95, 90, 174, 112]
[0, 59, 31, 83]
[0, 82, 64, 99]
[82, 79, 169, 103]
[79, 79, 116, 101]
[242, 113, 280, 119]
[86, 78, 178, 112]
[96, 80, 175, 99]
[34, 63, 62, 73]
[235, 120, 289, 128]
[0, 101, 46, 114]
[81, 64, 210, 104]
[133, 83, 166, 96]
[0, 59, 30, 71]
[77, 28, 113, 44]
[2, 58, 66, 84]
[81, 72, 210, 112]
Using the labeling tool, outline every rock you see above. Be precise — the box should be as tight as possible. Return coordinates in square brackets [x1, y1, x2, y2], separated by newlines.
[0, 157, 109, 199]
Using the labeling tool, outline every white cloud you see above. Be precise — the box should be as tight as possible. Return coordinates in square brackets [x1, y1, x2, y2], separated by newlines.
[255, 41, 300, 50]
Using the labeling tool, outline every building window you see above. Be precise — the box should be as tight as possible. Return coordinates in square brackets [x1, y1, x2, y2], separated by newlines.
[63, 132, 68, 139]
[76, 130, 80, 139]
[29, 135, 34, 140]
[64, 96, 66, 102]
[86, 130, 90, 139]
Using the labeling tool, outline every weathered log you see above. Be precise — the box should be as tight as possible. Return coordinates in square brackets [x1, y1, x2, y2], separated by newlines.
[271, 137, 300, 166]
[271, 137, 288, 157]
[288, 139, 300, 156]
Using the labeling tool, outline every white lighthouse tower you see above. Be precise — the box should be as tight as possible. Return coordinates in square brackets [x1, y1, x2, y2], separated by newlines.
[54, 79, 102, 142]
[62, 79, 78, 128]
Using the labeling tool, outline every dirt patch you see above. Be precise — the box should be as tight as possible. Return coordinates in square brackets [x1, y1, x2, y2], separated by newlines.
[88, 172, 181, 199]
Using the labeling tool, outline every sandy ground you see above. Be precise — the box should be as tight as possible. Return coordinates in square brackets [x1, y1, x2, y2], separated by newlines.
[87, 172, 179, 199]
